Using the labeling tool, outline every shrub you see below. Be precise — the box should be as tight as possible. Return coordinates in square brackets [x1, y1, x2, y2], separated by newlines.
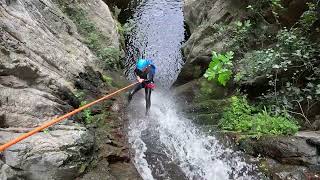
[204, 51, 234, 86]
[220, 96, 299, 137]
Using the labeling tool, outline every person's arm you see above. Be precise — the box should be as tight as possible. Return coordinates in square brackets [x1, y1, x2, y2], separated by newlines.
[134, 69, 144, 83]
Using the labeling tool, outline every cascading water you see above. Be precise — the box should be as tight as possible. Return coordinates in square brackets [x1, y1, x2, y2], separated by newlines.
[124, 0, 264, 179]
[128, 94, 261, 180]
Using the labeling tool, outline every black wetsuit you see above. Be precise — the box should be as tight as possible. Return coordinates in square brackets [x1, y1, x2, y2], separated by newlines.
[128, 65, 155, 114]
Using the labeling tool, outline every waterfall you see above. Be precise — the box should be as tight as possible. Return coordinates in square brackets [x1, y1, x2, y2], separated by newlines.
[124, 0, 263, 179]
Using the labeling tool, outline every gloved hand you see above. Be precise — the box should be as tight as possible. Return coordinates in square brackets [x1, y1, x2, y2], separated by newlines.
[137, 77, 144, 83]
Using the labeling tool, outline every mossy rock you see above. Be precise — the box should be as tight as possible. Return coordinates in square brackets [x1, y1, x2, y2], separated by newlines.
[194, 78, 228, 102]
[185, 99, 230, 114]
[193, 113, 221, 125]
[173, 77, 228, 103]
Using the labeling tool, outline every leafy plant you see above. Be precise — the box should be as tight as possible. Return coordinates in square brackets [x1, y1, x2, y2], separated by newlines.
[43, 129, 49, 134]
[220, 96, 299, 137]
[246, 0, 284, 24]
[299, 2, 318, 30]
[80, 101, 93, 124]
[204, 51, 234, 86]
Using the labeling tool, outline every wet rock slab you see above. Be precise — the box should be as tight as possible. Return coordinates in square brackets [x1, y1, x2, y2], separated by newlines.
[239, 131, 320, 179]
[0, 125, 94, 180]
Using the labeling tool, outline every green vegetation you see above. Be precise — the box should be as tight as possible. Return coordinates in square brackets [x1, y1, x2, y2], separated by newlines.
[102, 75, 113, 86]
[204, 51, 234, 86]
[57, 1, 121, 69]
[299, 3, 318, 29]
[75, 91, 85, 100]
[204, 1, 320, 129]
[80, 101, 93, 124]
[43, 129, 49, 134]
[214, 19, 253, 54]
[220, 96, 299, 137]
[235, 2, 320, 125]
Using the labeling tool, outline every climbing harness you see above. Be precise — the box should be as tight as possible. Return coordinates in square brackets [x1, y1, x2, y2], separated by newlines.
[145, 83, 156, 89]
[0, 82, 138, 152]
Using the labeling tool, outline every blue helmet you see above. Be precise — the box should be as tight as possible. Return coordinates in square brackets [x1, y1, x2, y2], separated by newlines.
[136, 59, 151, 71]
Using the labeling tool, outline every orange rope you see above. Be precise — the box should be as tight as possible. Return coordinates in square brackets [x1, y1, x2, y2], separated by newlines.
[0, 82, 137, 152]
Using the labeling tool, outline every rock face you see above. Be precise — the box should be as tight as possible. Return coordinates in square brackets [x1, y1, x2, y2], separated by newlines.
[240, 134, 319, 166]
[0, 0, 136, 179]
[175, 0, 246, 86]
[175, 0, 311, 86]
[0, 0, 109, 128]
[79, 97, 141, 180]
[1, 126, 94, 179]
[238, 131, 320, 179]
[75, 0, 121, 49]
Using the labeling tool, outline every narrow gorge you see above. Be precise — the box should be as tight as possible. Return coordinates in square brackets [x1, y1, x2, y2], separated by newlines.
[1, 0, 319, 179]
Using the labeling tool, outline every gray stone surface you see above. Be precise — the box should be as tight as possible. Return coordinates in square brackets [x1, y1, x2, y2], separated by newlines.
[0, 0, 103, 128]
[175, 0, 246, 85]
[239, 133, 319, 166]
[0, 125, 94, 180]
[0, 160, 20, 180]
[76, 0, 120, 49]
[0, 0, 125, 179]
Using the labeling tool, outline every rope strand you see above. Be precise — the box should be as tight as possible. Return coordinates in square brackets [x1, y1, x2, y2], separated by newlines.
[0, 82, 137, 152]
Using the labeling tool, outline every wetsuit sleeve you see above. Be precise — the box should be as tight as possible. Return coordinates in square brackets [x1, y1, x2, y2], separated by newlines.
[134, 68, 142, 78]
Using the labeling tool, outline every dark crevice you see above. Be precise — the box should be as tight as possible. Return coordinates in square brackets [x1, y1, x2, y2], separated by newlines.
[107, 155, 130, 164]
[183, 22, 191, 43]
[0, 114, 9, 128]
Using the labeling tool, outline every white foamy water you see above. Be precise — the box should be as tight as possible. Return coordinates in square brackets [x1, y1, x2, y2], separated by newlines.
[127, 92, 261, 180]
[124, 0, 263, 179]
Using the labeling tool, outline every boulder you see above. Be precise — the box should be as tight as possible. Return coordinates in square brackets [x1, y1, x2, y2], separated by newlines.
[239, 132, 319, 166]
[174, 78, 228, 103]
[183, 0, 245, 34]
[258, 158, 311, 180]
[0, 125, 94, 180]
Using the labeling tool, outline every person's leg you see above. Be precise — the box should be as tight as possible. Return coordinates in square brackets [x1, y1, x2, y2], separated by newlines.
[128, 83, 143, 103]
[145, 87, 152, 115]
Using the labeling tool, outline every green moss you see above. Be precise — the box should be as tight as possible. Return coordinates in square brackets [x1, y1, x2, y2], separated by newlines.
[195, 78, 227, 102]
[116, 22, 126, 49]
[188, 99, 230, 114]
[194, 113, 221, 125]
[79, 164, 88, 174]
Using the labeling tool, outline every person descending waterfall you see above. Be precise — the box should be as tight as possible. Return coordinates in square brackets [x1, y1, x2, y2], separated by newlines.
[128, 58, 156, 115]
